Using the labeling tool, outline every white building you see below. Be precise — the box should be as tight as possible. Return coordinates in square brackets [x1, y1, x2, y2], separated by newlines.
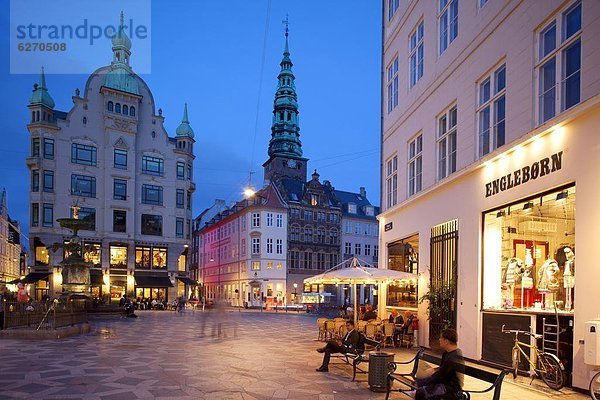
[197, 185, 288, 307]
[0, 189, 25, 287]
[380, 0, 600, 390]
[26, 15, 195, 303]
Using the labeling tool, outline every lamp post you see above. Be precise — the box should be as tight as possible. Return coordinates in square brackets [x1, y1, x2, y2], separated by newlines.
[293, 282, 298, 304]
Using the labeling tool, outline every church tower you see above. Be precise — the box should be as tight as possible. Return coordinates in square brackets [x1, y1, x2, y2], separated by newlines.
[263, 19, 308, 183]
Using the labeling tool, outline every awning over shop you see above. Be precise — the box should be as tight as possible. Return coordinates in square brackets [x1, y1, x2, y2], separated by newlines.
[90, 269, 103, 286]
[176, 276, 197, 285]
[10, 272, 51, 284]
[134, 275, 173, 288]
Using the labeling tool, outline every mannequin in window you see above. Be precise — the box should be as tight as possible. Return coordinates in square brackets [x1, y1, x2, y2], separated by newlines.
[555, 246, 575, 311]
[537, 258, 560, 309]
[501, 258, 522, 309]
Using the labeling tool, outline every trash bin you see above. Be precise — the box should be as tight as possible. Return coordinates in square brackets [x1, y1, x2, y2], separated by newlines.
[368, 351, 395, 392]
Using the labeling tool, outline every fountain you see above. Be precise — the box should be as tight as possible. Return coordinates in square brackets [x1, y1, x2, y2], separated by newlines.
[56, 205, 94, 298]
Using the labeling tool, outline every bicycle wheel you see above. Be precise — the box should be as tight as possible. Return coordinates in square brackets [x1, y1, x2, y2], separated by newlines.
[590, 371, 600, 400]
[539, 353, 565, 390]
[511, 347, 519, 379]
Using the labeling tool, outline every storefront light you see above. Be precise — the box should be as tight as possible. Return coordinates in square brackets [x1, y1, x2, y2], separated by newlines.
[523, 201, 534, 212]
[556, 190, 568, 203]
[496, 210, 506, 218]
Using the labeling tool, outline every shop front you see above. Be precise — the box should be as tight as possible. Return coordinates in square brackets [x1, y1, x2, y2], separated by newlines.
[134, 274, 173, 303]
[379, 106, 600, 390]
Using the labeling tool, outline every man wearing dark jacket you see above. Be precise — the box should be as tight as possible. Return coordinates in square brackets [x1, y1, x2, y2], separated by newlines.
[414, 328, 464, 399]
[316, 320, 363, 372]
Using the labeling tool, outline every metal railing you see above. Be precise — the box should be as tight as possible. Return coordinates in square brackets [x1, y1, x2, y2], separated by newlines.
[2, 300, 88, 330]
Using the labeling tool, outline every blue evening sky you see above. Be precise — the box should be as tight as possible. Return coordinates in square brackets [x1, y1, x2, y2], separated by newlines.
[0, 1, 381, 238]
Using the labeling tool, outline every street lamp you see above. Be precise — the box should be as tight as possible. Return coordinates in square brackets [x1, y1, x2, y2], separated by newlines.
[293, 282, 298, 304]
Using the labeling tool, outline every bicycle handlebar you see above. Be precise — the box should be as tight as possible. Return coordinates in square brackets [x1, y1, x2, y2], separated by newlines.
[501, 324, 542, 339]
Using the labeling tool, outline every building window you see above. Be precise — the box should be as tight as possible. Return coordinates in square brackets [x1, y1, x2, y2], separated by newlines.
[113, 210, 126, 232]
[345, 242, 352, 255]
[408, 134, 423, 196]
[71, 174, 96, 197]
[114, 149, 127, 169]
[130, 106, 135, 117]
[252, 261, 260, 270]
[186, 219, 191, 239]
[42, 170, 54, 193]
[252, 238, 260, 254]
[329, 228, 338, 245]
[252, 212, 260, 228]
[72, 207, 95, 231]
[31, 203, 39, 227]
[176, 218, 184, 238]
[135, 246, 167, 269]
[388, 0, 400, 21]
[31, 170, 39, 192]
[365, 244, 372, 256]
[409, 21, 424, 88]
[71, 143, 97, 166]
[186, 164, 192, 180]
[478, 64, 506, 157]
[354, 223, 361, 235]
[186, 192, 191, 210]
[483, 186, 576, 312]
[176, 189, 184, 208]
[303, 251, 313, 269]
[35, 245, 49, 265]
[290, 225, 300, 241]
[107, 101, 114, 112]
[42, 203, 53, 227]
[537, 1, 581, 124]
[386, 154, 398, 208]
[348, 204, 357, 214]
[387, 234, 419, 308]
[276, 239, 283, 254]
[479, 0, 488, 8]
[141, 214, 163, 236]
[142, 156, 164, 176]
[276, 214, 283, 227]
[266, 213, 273, 227]
[437, 105, 458, 179]
[304, 226, 313, 243]
[43, 138, 54, 160]
[355, 243, 361, 255]
[311, 194, 318, 206]
[115, 103, 121, 113]
[266, 238, 273, 254]
[438, 0, 458, 54]
[109, 245, 127, 269]
[387, 57, 399, 113]
[113, 179, 127, 200]
[83, 243, 101, 267]
[176, 161, 185, 179]
[32, 138, 40, 156]
[123, 105, 129, 115]
[316, 228, 325, 243]
[304, 210, 313, 221]
[374, 245, 379, 258]
[290, 208, 300, 219]
[141, 184, 163, 205]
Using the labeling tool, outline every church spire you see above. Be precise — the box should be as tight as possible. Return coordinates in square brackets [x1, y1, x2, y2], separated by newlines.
[267, 16, 303, 160]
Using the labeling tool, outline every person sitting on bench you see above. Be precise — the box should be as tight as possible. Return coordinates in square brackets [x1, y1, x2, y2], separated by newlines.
[412, 328, 464, 400]
[315, 320, 380, 372]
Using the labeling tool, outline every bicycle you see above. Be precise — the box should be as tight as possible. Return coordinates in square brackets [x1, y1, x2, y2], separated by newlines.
[591, 370, 600, 399]
[502, 325, 566, 390]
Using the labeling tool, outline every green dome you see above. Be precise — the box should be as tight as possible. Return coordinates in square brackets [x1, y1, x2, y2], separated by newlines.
[176, 103, 194, 138]
[104, 66, 140, 95]
[29, 67, 55, 108]
[112, 12, 132, 51]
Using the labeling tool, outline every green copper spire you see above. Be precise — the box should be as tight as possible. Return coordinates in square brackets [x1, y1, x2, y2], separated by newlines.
[29, 67, 55, 108]
[268, 16, 303, 159]
[176, 103, 194, 138]
[104, 12, 139, 95]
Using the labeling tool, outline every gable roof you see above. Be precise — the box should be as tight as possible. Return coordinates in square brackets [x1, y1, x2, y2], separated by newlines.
[333, 189, 379, 220]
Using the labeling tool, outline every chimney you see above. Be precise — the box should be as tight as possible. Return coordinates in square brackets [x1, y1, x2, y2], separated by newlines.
[359, 187, 366, 198]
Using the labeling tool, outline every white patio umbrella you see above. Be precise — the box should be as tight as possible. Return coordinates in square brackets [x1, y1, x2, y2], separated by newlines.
[304, 257, 417, 325]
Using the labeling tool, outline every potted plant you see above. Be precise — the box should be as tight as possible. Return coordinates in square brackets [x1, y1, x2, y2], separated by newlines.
[419, 277, 457, 349]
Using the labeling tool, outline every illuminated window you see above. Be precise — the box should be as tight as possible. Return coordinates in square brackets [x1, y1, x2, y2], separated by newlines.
[110, 246, 128, 269]
[252, 261, 260, 270]
[35, 245, 49, 265]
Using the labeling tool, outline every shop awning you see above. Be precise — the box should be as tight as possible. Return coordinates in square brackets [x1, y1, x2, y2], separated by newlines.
[10, 272, 51, 284]
[134, 275, 173, 288]
[90, 269, 103, 286]
[176, 276, 197, 285]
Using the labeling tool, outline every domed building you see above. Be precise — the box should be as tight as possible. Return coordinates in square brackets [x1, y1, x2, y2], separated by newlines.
[26, 13, 196, 303]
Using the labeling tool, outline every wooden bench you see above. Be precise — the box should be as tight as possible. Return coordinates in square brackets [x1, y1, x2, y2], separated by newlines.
[329, 334, 381, 381]
[386, 352, 508, 400]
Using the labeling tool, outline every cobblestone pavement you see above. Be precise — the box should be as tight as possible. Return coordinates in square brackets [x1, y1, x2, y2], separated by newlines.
[0, 310, 589, 399]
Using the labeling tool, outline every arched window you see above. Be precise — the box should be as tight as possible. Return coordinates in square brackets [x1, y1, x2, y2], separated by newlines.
[287, 112, 292, 121]
[129, 106, 135, 117]
[123, 105, 128, 115]
[31, 111, 35, 122]
[83, 117, 87, 125]
[36, 111, 40, 121]
[107, 101, 114, 112]
[115, 103, 121, 113]
[279, 111, 284, 120]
